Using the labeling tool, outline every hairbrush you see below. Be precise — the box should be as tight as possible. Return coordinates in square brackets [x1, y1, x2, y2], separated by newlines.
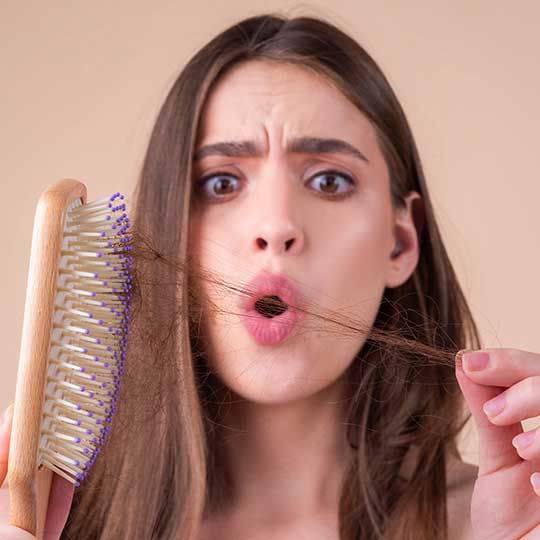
[6, 179, 132, 536]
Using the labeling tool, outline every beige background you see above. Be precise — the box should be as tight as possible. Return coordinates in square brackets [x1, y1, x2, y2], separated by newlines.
[1, 1, 539, 466]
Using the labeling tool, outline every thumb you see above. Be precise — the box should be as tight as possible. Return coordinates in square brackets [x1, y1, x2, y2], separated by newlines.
[455, 349, 522, 476]
[0, 404, 14, 488]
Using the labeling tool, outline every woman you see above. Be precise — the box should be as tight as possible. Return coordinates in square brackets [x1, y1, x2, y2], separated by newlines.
[2, 12, 540, 540]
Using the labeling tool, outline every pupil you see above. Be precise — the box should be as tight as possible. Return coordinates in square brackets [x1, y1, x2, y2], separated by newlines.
[254, 295, 288, 318]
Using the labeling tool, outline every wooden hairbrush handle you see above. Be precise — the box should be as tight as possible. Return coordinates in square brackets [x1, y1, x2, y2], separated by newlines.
[8, 179, 87, 537]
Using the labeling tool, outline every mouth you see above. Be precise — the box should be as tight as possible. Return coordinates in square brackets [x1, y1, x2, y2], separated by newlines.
[239, 271, 302, 315]
[239, 271, 304, 345]
[253, 295, 289, 318]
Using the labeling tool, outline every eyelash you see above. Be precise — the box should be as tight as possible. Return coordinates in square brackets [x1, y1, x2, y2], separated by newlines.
[194, 169, 356, 202]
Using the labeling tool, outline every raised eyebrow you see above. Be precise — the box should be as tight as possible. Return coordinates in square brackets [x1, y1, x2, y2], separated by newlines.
[193, 136, 369, 163]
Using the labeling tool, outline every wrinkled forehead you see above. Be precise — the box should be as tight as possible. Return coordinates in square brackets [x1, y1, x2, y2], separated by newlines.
[194, 60, 379, 156]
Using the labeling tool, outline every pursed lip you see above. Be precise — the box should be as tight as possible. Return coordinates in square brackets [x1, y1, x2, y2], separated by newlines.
[239, 270, 304, 317]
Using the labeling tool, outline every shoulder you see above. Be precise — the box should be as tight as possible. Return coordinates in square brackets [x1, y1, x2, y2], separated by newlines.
[446, 455, 478, 540]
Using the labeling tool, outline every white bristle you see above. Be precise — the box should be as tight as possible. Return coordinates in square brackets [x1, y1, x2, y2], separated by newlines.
[37, 192, 132, 487]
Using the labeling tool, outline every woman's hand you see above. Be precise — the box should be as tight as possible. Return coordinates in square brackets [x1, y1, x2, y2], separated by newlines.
[0, 404, 75, 540]
[455, 348, 540, 540]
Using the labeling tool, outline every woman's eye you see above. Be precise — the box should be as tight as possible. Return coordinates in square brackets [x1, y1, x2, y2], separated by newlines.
[195, 173, 240, 200]
[194, 169, 355, 201]
[308, 170, 355, 197]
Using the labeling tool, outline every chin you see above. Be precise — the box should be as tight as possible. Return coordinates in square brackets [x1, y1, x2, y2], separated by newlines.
[210, 350, 349, 407]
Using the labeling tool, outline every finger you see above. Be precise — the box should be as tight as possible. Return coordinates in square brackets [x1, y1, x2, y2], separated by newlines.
[0, 402, 75, 539]
[475, 375, 540, 427]
[512, 426, 540, 460]
[0, 404, 13, 489]
[41, 474, 75, 540]
[455, 350, 523, 477]
[460, 347, 540, 388]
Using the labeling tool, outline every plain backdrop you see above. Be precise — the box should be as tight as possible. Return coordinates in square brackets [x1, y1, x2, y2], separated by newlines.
[1, 1, 539, 466]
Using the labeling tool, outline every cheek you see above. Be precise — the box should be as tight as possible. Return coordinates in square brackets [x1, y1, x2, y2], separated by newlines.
[317, 202, 391, 291]
[342, 218, 390, 285]
[188, 210, 234, 272]
[316, 206, 391, 345]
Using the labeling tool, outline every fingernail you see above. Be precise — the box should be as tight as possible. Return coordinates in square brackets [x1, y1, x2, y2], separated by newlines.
[0, 404, 13, 427]
[483, 394, 505, 417]
[463, 351, 490, 371]
[513, 430, 536, 450]
[531, 473, 540, 491]
[455, 349, 472, 369]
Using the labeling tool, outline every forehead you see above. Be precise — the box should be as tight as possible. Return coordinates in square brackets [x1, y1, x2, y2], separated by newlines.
[195, 60, 379, 150]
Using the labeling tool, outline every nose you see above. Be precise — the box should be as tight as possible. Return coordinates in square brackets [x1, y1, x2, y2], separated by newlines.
[255, 232, 300, 253]
[251, 167, 305, 257]
[254, 216, 304, 256]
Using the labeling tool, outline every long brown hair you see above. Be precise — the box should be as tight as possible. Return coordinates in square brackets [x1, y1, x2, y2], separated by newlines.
[62, 12, 481, 540]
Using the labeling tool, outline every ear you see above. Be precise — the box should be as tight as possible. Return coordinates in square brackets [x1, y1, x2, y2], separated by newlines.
[385, 191, 425, 289]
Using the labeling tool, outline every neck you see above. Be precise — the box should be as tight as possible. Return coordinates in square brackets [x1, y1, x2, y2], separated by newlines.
[212, 374, 353, 523]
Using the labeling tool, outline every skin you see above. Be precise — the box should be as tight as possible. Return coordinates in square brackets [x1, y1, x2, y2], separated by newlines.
[0, 405, 74, 540]
[188, 59, 422, 537]
[456, 349, 540, 539]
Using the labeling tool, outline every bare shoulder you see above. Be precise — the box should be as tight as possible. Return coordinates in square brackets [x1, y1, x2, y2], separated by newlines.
[446, 455, 479, 540]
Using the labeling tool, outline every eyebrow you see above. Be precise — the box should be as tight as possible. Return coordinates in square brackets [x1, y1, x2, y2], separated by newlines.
[193, 136, 369, 164]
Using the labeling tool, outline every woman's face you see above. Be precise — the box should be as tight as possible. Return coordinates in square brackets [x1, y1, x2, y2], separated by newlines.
[189, 60, 418, 404]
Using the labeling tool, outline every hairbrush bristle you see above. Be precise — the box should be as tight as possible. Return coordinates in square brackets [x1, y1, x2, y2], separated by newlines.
[37, 192, 132, 487]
